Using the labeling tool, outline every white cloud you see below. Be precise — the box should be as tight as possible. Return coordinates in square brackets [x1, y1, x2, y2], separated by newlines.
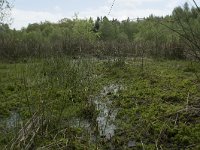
[107, 0, 163, 7]
[78, 6, 110, 18]
[10, 0, 185, 29]
[166, 0, 182, 9]
[107, 0, 161, 3]
[79, 0, 176, 20]
[11, 8, 65, 29]
[80, 7, 170, 21]
[54, 6, 62, 12]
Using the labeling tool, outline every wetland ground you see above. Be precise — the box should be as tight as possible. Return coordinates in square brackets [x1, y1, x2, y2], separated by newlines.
[0, 57, 200, 149]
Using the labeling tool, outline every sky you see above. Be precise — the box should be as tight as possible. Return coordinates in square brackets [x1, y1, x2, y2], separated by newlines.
[10, 0, 198, 29]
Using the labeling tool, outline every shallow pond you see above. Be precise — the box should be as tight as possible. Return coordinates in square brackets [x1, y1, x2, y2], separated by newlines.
[94, 84, 123, 139]
[70, 84, 123, 140]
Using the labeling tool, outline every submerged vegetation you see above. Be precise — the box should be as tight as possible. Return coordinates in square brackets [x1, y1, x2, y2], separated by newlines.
[0, 0, 200, 149]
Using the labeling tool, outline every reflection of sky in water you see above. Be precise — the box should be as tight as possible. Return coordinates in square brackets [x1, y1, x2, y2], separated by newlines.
[65, 84, 123, 140]
[94, 84, 122, 139]
[7, 112, 21, 128]
[0, 112, 21, 129]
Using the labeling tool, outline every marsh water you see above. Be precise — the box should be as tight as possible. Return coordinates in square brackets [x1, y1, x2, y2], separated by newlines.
[70, 84, 123, 140]
[0, 111, 21, 131]
[1, 84, 122, 142]
[94, 84, 122, 139]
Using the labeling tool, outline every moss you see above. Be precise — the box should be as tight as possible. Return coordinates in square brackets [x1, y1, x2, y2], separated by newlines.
[161, 95, 184, 104]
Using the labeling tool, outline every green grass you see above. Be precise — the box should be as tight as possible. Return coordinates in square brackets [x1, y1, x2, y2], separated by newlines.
[0, 57, 200, 149]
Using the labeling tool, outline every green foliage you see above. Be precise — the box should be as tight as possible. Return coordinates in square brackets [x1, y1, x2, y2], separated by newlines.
[72, 18, 97, 42]
[1, 2, 200, 61]
[99, 16, 116, 41]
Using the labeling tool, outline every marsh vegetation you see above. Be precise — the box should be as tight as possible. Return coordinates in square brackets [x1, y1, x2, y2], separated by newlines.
[0, 1, 200, 149]
[0, 58, 200, 149]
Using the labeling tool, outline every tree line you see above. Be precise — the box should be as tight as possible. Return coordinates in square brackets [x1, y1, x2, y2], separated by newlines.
[0, 2, 200, 61]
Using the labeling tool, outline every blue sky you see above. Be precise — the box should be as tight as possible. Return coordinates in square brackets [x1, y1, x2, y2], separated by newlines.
[10, 0, 197, 29]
